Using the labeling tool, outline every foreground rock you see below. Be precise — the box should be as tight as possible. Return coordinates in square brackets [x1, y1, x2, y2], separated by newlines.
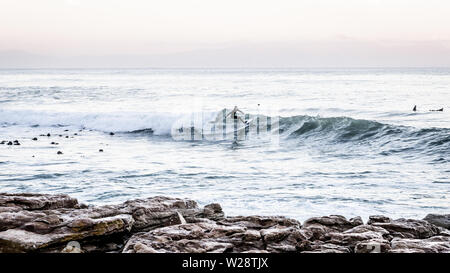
[0, 193, 223, 252]
[123, 216, 307, 253]
[0, 193, 449, 253]
[423, 214, 450, 230]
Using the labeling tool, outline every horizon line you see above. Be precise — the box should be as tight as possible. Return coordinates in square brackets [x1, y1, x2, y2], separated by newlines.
[1, 66, 450, 70]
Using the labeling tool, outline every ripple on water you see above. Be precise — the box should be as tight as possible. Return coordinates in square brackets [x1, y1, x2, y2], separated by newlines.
[0, 173, 67, 182]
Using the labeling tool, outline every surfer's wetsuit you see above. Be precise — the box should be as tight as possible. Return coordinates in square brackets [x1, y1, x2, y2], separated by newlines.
[228, 107, 246, 124]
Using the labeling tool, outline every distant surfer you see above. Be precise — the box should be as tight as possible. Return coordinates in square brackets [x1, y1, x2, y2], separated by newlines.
[413, 105, 417, 112]
[227, 106, 247, 124]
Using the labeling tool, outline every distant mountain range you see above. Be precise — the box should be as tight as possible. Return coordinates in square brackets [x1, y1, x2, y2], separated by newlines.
[1, 40, 450, 68]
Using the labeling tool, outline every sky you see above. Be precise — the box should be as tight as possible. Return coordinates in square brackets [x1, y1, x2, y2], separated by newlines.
[1, 0, 450, 67]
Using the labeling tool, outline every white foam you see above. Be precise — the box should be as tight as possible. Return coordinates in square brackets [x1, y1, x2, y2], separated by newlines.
[0, 108, 192, 135]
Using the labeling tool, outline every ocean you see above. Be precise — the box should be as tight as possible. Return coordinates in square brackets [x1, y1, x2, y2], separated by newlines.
[0, 68, 449, 221]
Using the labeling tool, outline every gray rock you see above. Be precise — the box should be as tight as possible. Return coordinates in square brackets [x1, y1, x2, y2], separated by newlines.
[303, 243, 351, 253]
[355, 238, 391, 253]
[0, 214, 134, 252]
[123, 216, 307, 253]
[371, 218, 440, 239]
[217, 215, 300, 230]
[123, 221, 245, 253]
[325, 225, 389, 248]
[302, 215, 361, 240]
[2, 192, 449, 253]
[367, 215, 391, 225]
[423, 214, 450, 230]
[389, 236, 450, 253]
[0, 193, 79, 211]
[0, 193, 220, 253]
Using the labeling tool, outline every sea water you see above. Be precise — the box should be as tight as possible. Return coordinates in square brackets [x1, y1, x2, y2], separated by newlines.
[0, 68, 449, 221]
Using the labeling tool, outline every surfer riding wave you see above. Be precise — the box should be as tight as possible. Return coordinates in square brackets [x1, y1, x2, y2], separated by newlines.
[227, 106, 248, 124]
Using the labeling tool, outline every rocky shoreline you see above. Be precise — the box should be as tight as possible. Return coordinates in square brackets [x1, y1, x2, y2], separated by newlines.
[0, 192, 449, 253]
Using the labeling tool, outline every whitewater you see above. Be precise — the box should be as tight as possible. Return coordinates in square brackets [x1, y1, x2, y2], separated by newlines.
[0, 68, 449, 221]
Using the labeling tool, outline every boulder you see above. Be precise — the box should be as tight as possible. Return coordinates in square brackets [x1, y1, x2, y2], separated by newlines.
[423, 214, 450, 230]
[0, 193, 78, 211]
[302, 215, 361, 240]
[355, 238, 391, 253]
[123, 216, 307, 253]
[0, 193, 220, 253]
[123, 221, 244, 253]
[389, 236, 450, 253]
[2, 192, 449, 253]
[0, 214, 133, 252]
[302, 243, 351, 253]
[217, 215, 300, 230]
[325, 225, 389, 248]
[367, 215, 391, 225]
[261, 227, 312, 252]
[371, 218, 440, 239]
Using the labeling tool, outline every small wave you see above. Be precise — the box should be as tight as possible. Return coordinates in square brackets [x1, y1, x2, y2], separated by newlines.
[1, 108, 449, 157]
[0, 173, 66, 182]
[127, 128, 154, 134]
[279, 115, 450, 158]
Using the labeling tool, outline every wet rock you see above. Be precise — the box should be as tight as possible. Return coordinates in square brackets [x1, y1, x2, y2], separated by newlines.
[109, 132, 115, 136]
[0, 214, 134, 252]
[325, 225, 390, 249]
[47, 133, 51, 137]
[122, 214, 309, 253]
[120, 196, 213, 231]
[57, 151, 63, 155]
[65, 136, 69, 138]
[371, 218, 440, 239]
[198, 203, 224, 221]
[437, 228, 450, 237]
[355, 238, 391, 253]
[0, 140, 6, 144]
[349, 216, 364, 226]
[423, 214, 450, 230]
[389, 236, 450, 253]
[0, 193, 214, 253]
[51, 142, 59, 145]
[217, 215, 300, 230]
[32, 138, 38, 141]
[303, 243, 351, 253]
[1, 192, 449, 253]
[123, 218, 287, 253]
[99, 149, 103, 152]
[7, 141, 13, 145]
[0, 193, 78, 211]
[262, 227, 312, 252]
[367, 215, 391, 225]
[302, 215, 360, 240]
[304, 215, 360, 230]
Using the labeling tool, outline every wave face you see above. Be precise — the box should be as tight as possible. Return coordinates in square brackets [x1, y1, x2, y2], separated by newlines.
[279, 115, 450, 157]
[1, 108, 449, 156]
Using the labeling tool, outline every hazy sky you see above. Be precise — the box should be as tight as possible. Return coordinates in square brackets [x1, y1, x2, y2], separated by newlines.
[1, 0, 450, 67]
